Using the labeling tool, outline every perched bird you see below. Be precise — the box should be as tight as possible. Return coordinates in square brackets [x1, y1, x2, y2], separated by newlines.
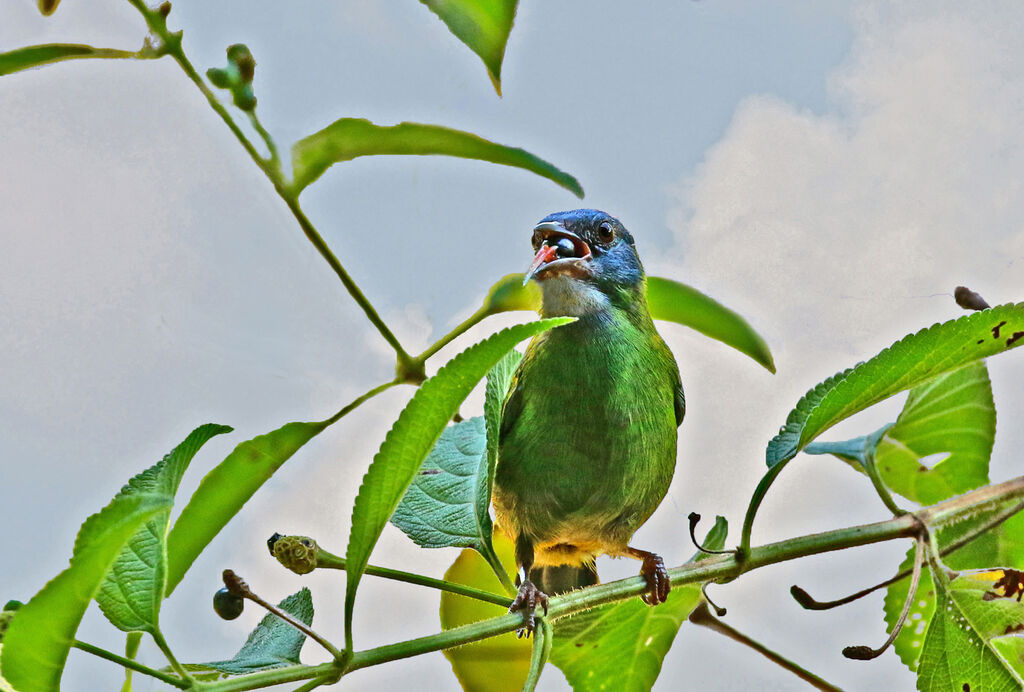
[493, 209, 684, 632]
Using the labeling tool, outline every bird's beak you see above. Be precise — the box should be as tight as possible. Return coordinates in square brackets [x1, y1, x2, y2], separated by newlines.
[523, 222, 592, 285]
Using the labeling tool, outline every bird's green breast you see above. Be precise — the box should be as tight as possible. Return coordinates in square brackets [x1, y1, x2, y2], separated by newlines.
[493, 306, 680, 557]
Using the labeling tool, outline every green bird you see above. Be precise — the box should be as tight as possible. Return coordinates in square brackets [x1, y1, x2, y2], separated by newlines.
[493, 209, 684, 632]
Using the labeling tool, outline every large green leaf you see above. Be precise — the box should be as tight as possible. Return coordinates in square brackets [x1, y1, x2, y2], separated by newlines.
[768, 304, 1023, 468]
[0, 45, 135, 76]
[917, 568, 1024, 691]
[875, 362, 995, 505]
[886, 508, 1024, 672]
[345, 318, 572, 644]
[289, 118, 583, 197]
[96, 425, 231, 633]
[0, 495, 171, 692]
[474, 273, 774, 371]
[805, 362, 995, 505]
[420, 0, 517, 95]
[548, 518, 728, 692]
[390, 417, 491, 550]
[440, 532, 530, 692]
[743, 304, 1024, 551]
[164, 420, 327, 595]
[194, 588, 313, 677]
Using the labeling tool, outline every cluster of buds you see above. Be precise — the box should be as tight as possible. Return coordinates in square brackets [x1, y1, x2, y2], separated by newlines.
[207, 44, 258, 111]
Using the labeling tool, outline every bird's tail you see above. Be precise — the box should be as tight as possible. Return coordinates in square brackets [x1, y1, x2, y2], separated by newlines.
[529, 563, 599, 596]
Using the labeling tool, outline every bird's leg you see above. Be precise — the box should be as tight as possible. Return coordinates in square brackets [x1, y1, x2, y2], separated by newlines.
[509, 535, 548, 637]
[625, 547, 670, 605]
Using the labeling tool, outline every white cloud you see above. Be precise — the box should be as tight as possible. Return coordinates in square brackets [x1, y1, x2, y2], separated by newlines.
[669, 0, 1024, 358]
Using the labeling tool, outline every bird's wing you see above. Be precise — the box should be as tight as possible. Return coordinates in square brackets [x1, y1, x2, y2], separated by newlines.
[673, 374, 686, 427]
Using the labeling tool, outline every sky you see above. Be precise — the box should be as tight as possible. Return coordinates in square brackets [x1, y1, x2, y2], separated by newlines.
[3, 1, 1024, 690]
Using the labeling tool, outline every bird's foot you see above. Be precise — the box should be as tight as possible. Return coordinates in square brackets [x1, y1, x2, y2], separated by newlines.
[509, 579, 549, 637]
[635, 551, 670, 605]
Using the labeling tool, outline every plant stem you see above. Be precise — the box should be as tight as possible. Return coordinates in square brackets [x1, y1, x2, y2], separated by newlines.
[687, 603, 841, 691]
[523, 617, 553, 692]
[862, 447, 905, 517]
[413, 305, 490, 364]
[314, 547, 511, 607]
[120, 631, 143, 692]
[322, 379, 403, 426]
[247, 110, 281, 170]
[72, 639, 188, 689]
[150, 629, 192, 683]
[124, 0, 413, 368]
[343, 476, 1024, 674]
[193, 663, 338, 692]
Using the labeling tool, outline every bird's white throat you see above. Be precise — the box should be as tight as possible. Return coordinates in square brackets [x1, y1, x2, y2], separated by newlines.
[539, 276, 610, 317]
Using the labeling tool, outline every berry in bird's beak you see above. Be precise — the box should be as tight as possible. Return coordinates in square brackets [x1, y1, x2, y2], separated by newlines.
[523, 222, 592, 284]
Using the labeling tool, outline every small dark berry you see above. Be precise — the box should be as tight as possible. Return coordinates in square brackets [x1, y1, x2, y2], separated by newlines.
[213, 587, 244, 620]
[552, 237, 576, 258]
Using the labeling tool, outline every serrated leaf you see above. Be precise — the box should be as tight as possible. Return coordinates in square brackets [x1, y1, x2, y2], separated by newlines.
[345, 318, 573, 643]
[768, 304, 1024, 468]
[440, 532, 529, 692]
[289, 118, 583, 197]
[164, 421, 327, 595]
[805, 362, 995, 505]
[0, 495, 171, 692]
[887, 509, 1024, 672]
[916, 569, 1024, 691]
[0, 45, 134, 76]
[96, 424, 231, 633]
[390, 417, 491, 549]
[196, 588, 314, 676]
[548, 517, 728, 692]
[476, 273, 774, 371]
[420, 0, 517, 95]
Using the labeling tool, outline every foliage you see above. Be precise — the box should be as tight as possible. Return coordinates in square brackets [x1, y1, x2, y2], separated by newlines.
[3, 2, 1024, 692]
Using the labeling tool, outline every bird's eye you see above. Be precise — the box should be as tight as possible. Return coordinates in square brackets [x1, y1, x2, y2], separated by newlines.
[597, 222, 615, 243]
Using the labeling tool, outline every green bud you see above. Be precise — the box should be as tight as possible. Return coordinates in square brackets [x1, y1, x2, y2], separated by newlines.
[226, 44, 256, 83]
[206, 67, 233, 89]
[232, 84, 257, 111]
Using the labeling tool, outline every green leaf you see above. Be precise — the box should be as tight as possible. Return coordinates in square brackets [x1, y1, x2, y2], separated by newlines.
[805, 362, 995, 505]
[645, 277, 775, 373]
[420, 0, 517, 95]
[289, 118, 583, 198]
[164, 421, 327, 595]
[96, 424, 231, 633]
[390, 417, 491, 549]
[440, 532, 532, 691]
[768, 304, 1024, 468]
[875, 362, 995, 505]
[917, 569, 1024, 691]
[0, 45, 135, 76]
[548, 517, 728, 692]
[886, 508, 1024, 671]
[475, 274, 774, 371]
[345, 318, 573, 645]
[743, 304, 1024, 551]
[193, 588, 314, 677]
[391, 351, 522, 586]
[0, 495, 171, 692]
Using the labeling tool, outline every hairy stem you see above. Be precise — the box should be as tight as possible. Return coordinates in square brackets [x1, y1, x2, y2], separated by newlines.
[124, 0, 412, 367]
[73, 639, 189, 689]
[688, 602, 841, 691]
[151, 630, 192, 683]
[314, 548, 512, 607]
[523, 617, 553, 692]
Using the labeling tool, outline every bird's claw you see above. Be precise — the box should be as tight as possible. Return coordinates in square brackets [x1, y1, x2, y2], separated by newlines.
[639, 553, 670, 606]
[509, 580, 549, 637]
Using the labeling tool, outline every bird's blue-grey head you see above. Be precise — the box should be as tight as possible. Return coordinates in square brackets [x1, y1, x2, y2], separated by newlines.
[524, 209, 646, 317]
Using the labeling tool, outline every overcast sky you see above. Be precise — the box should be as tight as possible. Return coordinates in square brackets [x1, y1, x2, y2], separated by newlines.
[3, 1, 1024, 690]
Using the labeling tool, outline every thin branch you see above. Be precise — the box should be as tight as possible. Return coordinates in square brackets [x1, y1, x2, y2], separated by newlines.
[124, 0, 414, 368]
[73, 639, 189, 689]
[322, 379, 403, 426]
[150, 630, 192, 684]
[414, 305, 490, 364]
[791, 499, 1024, 610]
[688, 603, 841, 691]
[842, 536, 924, 660]
[862, 447, 905, 517]
[522, 617, 552, 692]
